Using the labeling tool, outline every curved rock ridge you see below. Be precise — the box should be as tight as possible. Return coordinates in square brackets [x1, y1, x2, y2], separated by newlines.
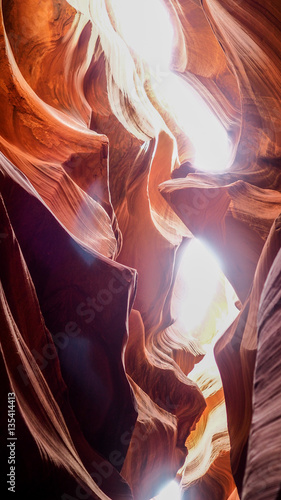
[1, 0, 281, 499]
[0, 191, 131, 500]
[242, 246, 281, 500]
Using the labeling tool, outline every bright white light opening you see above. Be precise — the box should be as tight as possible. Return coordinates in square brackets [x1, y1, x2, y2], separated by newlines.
[156, 73, 232, 172]
[110, 0, 174, 69]
[152, 480, 182, 500]
[174, 238, 222, 331]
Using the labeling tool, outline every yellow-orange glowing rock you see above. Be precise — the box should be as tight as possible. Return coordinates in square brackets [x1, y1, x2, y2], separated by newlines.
[1, 0, 281, 499]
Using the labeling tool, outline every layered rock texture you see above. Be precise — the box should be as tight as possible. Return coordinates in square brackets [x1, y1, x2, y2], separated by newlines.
[0, 0, 281, 499]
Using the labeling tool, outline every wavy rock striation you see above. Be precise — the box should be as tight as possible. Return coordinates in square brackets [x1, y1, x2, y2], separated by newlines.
[1, 0, 281, 499]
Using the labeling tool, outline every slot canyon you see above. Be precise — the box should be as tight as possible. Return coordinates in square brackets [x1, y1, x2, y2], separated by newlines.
[0, 0, 281, 499]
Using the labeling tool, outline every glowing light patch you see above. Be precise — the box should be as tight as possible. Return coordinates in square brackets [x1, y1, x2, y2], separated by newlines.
[156, 73, 232, 172]
[153, 480, 182, 500]
[110, 0, 174, 69]
[175, 238, 222, 331]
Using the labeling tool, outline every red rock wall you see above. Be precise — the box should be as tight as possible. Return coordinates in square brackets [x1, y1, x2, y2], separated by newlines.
[1, 0, 281, 499]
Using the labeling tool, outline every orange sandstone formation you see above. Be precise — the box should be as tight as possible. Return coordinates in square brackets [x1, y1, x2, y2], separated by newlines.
[0, 0, 281, 499]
